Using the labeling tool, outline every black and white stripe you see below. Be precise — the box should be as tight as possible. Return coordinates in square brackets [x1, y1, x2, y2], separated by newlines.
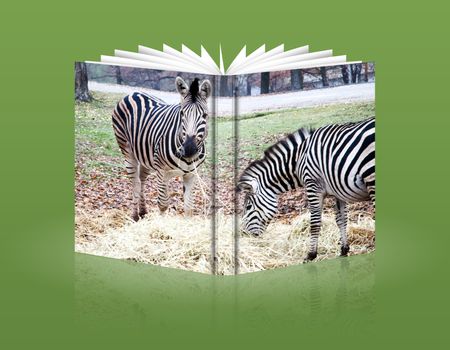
[112, 77, 212, 220]
[237, 117, 375, 261]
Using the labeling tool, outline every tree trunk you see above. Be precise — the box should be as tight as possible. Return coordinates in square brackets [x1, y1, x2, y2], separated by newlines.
[363, 63, 369, 82]
[75, 62, 92, 102]
[341, 65, 349, 84]
[351, 63, 362, 83]
[291, 69, 304, 90]
[115, 65, 123, 85]
[320, 67, 329, 87]
[260, 72, 270, 94]
[246, 76, 252, 96]
[356, 63, 362, 83]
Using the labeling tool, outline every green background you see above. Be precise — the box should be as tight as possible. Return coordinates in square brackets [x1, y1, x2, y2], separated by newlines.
[1, 0, 448, 348]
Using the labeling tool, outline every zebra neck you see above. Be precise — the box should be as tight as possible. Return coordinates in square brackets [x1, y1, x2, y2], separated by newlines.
[260, 153, 301, 195]
[244, 129, 308, 196]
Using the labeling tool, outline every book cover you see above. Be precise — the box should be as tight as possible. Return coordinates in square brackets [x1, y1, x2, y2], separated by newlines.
[75, 59, 375, 275]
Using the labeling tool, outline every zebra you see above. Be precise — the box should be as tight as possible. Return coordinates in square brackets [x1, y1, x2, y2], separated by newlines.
[112, 77, 212, 221]
[237, 117, 375, 261]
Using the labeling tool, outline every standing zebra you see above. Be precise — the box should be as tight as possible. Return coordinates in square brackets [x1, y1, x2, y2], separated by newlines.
[112, 77, 212, 221]
[237, 117, 375, 261]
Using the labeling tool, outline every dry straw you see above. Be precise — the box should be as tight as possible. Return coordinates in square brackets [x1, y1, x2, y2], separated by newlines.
[75, 208, 374, 275]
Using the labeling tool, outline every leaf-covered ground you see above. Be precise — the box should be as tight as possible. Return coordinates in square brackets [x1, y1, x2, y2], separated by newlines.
[75, 91, 375, 231]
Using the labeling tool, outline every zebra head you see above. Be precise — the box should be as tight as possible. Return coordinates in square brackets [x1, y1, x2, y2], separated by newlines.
[237, 174, 278, 236]
[175, 77, 212, 160]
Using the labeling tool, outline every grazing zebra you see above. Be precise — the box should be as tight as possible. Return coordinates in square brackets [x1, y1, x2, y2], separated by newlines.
[237, 117, 375, 261]
[112, 77, 212, 221]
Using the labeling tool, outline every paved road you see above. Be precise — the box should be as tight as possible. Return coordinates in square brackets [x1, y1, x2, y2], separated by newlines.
[89, 81, 375, 116]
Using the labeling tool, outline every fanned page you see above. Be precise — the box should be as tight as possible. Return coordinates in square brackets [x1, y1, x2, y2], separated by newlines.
[94, 43, 356, 75]
[76, 44, 374, 275]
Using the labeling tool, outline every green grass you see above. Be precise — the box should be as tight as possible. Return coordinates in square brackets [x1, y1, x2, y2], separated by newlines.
[75, 91, 124, 156]
[211, 102, 375, 165]
[75, 92, 125, 177]
[76, 91, 375, 180]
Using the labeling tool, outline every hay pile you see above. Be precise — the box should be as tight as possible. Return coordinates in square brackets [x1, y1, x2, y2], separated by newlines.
[75, 208, 374, 275]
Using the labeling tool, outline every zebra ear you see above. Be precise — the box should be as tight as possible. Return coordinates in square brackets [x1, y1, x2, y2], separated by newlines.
[175, 77, 189, 97]
[236, 177, 258, 194]
[199, 79, 212, 99]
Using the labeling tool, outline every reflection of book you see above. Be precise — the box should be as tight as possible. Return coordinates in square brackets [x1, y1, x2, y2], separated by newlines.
[75, 44, 375, 275]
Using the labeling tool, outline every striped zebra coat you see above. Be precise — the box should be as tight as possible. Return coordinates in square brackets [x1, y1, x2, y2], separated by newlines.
[112, 77, 212, 221]
[237, 117, 375, 261]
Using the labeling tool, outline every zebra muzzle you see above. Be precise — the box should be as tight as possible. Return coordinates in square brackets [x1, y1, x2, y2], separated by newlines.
[181, 135, 198, 159]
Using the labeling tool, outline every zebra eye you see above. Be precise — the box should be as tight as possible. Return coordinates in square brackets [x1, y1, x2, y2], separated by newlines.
[246, 203, 252, 210]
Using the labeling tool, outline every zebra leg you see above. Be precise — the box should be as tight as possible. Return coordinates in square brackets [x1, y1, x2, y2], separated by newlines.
[367, 184, 375, 210]
[363, 173, 375, 210]
[138, 165, 149, 219]
[156, 171, 170, 213]
[183, 172, 196, 216]
[130, 164, 142, 222]
[183, 173, 195, 216]
[304, 188, 324, 262]
[335, 199, 349, 256]
[120, 147, 141, 222]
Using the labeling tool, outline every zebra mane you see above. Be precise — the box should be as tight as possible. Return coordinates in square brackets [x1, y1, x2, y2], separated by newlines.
[239, 127, 312, 184]
[263, 127, 312, 159]
[189, 78, 200, 102]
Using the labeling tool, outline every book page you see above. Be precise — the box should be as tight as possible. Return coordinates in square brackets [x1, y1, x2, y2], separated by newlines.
[75, 62, 219, 274]
[227, 44, 309, 75]
[99, 54, 212, 74]
[226, 44, 284, 75]
[163, 44, 220, 74]
[235, 49, 334, 74]
[225, 44, 267, 75]
[182, 44, 222, 75]
[232, 63, 375, 273]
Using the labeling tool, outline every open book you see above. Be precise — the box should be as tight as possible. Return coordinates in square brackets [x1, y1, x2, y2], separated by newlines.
[75, 44, 375, 275]
[88, 43, 359, 75]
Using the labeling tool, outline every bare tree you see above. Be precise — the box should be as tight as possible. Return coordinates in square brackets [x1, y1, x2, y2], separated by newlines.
[291, 69, 304, 90]
[261, 72, 270, 94]
[341, 65, 350, 84]
[320, 67, 329, 87]
[235, 74, 250, 96]
[115, 66, 123, 85]
[363, 63, 369, 82]
[75, 62, 92, 102]
[246, 76, 252, 96]
[351, 64, 362, 83]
